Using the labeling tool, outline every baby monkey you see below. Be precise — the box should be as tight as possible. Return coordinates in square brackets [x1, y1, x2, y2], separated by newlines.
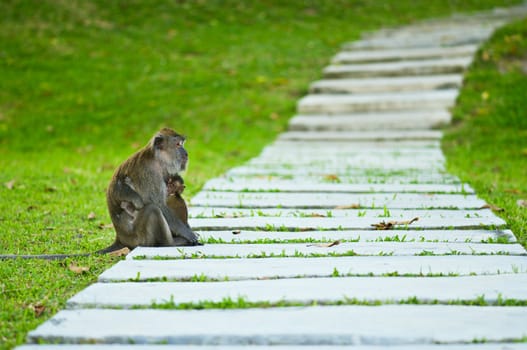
[166, 174, 189, 227]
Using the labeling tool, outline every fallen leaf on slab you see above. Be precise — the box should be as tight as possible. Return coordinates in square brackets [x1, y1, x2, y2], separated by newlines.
[371, 217, 419, 230]
[323, 174, 341, 182]
[480, 204, 504, 212]
[334, 204, 361, 209]
[108, 247, 130, 257]
[68, 263, 89, 274]
[308, 240, 340, 248]
[309, 213, 326, 217]
[232, 230, 241, 235]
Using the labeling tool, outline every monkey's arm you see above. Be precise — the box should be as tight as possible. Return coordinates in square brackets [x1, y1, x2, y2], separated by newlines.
[112, 178, 144, 209]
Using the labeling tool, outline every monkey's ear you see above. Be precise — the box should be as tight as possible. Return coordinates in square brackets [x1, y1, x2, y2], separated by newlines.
[153, 136, 164, 150]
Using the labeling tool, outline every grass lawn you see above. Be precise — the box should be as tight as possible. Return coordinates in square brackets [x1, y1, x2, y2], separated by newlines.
[0, 0, 523, 348]
[443, 16, 527, 247]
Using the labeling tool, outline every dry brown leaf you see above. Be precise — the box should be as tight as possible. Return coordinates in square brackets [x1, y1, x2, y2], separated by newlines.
[298, 227, 315, 232]
[334, 204, 361, 209]
[87, 212, 96, 220]
[28, 303, 46, 317]
[44, 186, 57, 192]
[69, 263, 89, 274]
[108, 247, 130, 257]
[505, 188, 521, 194]
[4, 180, 15, 190]
[480, 204, 504, 212]
[371, 217, 419, 230]
[323, 174, 341, 182]
[308, 240, 341, 248]
[309, 213, 326, 218]
[517, 199, 527, 208]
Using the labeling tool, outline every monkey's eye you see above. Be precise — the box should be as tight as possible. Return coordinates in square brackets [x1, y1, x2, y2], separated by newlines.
[175, 139, 184, 147]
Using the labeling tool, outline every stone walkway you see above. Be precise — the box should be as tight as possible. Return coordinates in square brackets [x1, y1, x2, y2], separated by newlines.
[20, 6, 527, 349]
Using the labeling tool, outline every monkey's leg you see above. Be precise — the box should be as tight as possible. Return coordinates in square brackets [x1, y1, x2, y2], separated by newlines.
[134, 204, 175, 247]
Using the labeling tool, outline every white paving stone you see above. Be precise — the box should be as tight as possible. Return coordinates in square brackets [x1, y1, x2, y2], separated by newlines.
[246, 156, 445, 170]
[127, 242, 526, 259]
[196, 229, 514, 244]
[248, 155, 445, 166]
[310, 75, 462, 94]
[190, 191, 487, 209]
[269, 139, 442, 149]
[261, 141, 444, 154]
[15, 345, 527, 350]
[68, 274, 527, 309]
[189, 207, 498, 219]
[331, 46, 478, 63]
[344, 26, 497, 49]
[226, 168, 459, 184]
[323, 58, 471, 78]
[99, 255, 527, 282]
[27, 306, 527, 345]
[190, 216, 505, 231]
[279, 131, 444, 142]
[202, 178, 467, 193]
[297, 90, 458, 114]
[289, 111, 451, 131]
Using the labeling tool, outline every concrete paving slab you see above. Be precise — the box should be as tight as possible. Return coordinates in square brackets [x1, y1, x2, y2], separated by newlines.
[344, 27, 497, 49]
[188, 207, 498, 219]
[247, 156, 445, 170]
[15, 344, 527, 350]
[323, 58, 471, 78]
[190, 215, 506, 231]
[265, 140, 442, 152]
[127, 242, 526, 260]
[288, 111, 451, 131]
[226, 168, 459, 184]
[27, 306, 527, 345]
[297, 90, 458, 114]
[190, 191, 487, 209]
[68, 274, 527, 309]
[195, 229, 514, 244]
[279, 131, 444, 142]
[331, 45, 478, 63]
[201, 179, 467, 193]
[248, 154, 445, 166]
[310, 75, 462, 94]
[99, 255, 527, 282]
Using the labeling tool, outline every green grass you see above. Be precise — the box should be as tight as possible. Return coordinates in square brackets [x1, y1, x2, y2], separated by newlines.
[0, 0, 523, 348]
[443, 17, 527, 247]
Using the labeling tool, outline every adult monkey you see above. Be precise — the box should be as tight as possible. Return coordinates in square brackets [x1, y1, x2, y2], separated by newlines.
[0, 128, 200, 260]
[105, 127, 200, 250]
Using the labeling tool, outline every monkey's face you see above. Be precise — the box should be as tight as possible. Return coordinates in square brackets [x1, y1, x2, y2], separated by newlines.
[153, 128, 188, 175]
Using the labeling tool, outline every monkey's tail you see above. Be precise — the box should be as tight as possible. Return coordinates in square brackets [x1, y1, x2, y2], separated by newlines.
[0, 253, 91, 260]
[0, 240, 128, 260]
